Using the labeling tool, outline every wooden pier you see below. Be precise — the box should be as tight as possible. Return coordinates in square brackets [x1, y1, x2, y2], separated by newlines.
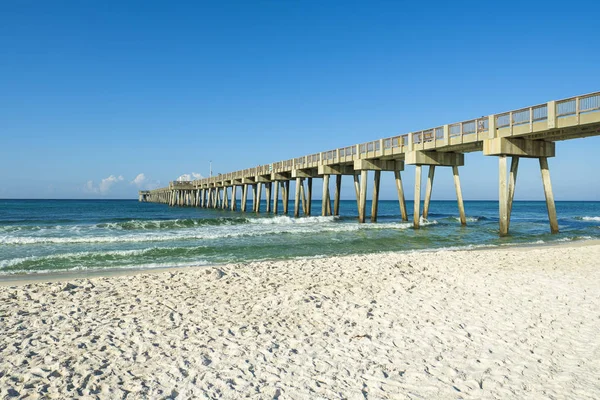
[140, 92, 600, 236]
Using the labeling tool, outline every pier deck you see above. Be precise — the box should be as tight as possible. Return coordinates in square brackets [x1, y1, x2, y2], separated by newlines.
[140, 92, 600, 235]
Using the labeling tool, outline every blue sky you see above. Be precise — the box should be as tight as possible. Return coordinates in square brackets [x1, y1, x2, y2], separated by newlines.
[1, 0, 599, 200]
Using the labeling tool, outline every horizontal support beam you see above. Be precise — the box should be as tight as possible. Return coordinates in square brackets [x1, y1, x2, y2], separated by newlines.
[242, 177, 256, 184]
[483, 138, 555, 158]
[354, 159, 404, 171]
[255, 175, 271, 183]
[405, 151, 464, 166]
[318, 164, 355, 175]
[292, 168, 319, 178]
[271, 172, 291, 181]
[169, 185, 194, 190]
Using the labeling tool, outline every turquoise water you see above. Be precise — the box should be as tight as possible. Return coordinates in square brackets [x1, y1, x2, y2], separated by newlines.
[1, 199, 599, 276]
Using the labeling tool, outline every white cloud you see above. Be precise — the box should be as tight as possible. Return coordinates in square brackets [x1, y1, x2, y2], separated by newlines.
[84, 180, 98, 194]
[130, 173, 160, 190]
[131, 173, 147, 187]
[177, 172, 203, 182]
[84, 173, 163, 195]
[99, 175, 124, 193]
[84, 175, 124, 195]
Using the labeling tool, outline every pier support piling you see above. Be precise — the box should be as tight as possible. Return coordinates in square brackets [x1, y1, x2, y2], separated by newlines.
[540, 157, 559, 234]
[306, 178, 312, 216]
[300, 179, 307, 215]
[414, 165, 422, 229]
[241, 185, 248, 212]
[266, 182, 272, 213]
[499, 156, 509, 236]
[423, 166, 435, 220]
[508, 157, 519, 222]
[294, 178, 301, 218]
[256, 183, 262, 213]
[354, 174, 361, 212]
[453, 166, 467, 226]
[231, 186, 237, 211]
[322, 175, 330, 217]
[358, 170, 368, 223]
[371, 170, 381, 222]
[394, 170, 408, 221]
[283, 181, 290, 215]
[273, 181, 279, 214]
[334, 175, 342, 216]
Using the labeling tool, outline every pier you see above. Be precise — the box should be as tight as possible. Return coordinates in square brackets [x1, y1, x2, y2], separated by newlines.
[140, 92, 600, 236]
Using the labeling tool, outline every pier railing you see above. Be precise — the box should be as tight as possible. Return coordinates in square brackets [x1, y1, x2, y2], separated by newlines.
[182, 91, 600, 188]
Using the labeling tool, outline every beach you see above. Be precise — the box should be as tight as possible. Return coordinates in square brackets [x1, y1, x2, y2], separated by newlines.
[1, 241, 600, 399]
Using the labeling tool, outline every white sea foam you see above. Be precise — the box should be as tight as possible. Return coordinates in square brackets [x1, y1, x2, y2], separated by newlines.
[556, 236, 593, 242]
[0, 260, 212, 276]
[0, 218, 249, 235]
[249, 215, 337, 225]
[0, 248, 165, 269]
[450, 216, 480, 222]
[420, 243, 497, 252]
[419, 217, 438, 226]
[0, 218, 418, 246]
[581, 216, 600, 222]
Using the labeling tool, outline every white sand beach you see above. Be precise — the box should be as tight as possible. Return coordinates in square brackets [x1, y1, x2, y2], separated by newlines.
[1, 242, 600, 399]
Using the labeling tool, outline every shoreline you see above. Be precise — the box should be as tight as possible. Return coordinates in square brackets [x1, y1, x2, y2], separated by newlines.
[2, 237, 599, 287]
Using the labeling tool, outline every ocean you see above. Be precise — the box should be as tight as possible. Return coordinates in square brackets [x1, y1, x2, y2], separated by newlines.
[1, 199, 598, 277]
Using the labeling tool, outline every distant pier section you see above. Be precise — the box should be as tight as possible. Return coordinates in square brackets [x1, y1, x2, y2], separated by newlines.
[140, 92, 600, 236]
